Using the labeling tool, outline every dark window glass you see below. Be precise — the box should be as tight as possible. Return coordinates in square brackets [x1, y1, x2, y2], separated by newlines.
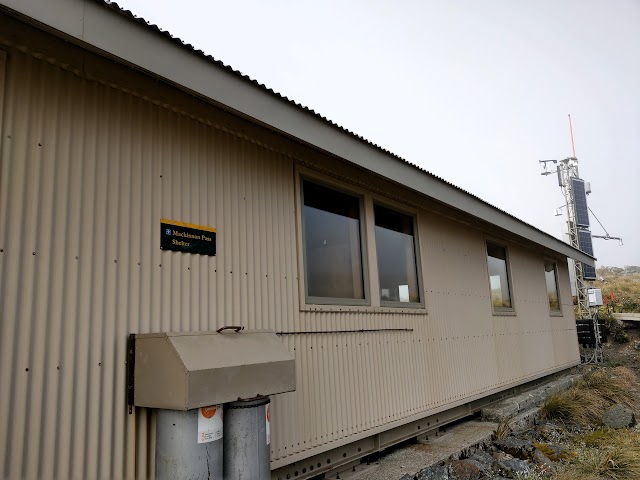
[487, 243, 513, 309]
[544, 260, 561, 312]
[302, 180, 365, 300]
[374, 205, 420, 304]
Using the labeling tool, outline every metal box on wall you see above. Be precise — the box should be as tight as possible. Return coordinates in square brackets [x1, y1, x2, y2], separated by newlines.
[133, 329, 296, 410]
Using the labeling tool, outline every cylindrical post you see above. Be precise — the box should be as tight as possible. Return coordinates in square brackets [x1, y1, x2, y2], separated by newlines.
[156, 408, 223, 480]
[224, 396, 271, 479]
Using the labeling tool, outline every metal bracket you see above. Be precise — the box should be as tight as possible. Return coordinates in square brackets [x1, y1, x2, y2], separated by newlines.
[126, 333, 135, 414]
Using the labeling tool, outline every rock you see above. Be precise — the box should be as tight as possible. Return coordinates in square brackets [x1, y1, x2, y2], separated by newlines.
[496, 458, 531, 478]
[491, 451, 512, 462]
[398, 475, 413, 480]
[469, 449, 495, 471]
[494, 437, 535, 460]
[602, 404, 636, 428]
[448, 459, 482, 480]
[532, 448, 556, 473]
[416, 463, 449, 480]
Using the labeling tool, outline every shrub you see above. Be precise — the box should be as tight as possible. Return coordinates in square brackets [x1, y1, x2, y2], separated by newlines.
[602, 314, 629, 343]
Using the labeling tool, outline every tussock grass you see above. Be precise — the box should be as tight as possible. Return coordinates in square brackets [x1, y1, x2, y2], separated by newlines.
[572, 443, 640, 480]
[582, 428, 619, 447]
[550, 427, 640, 479]
[540, 388, 606, 425]
[579, 367, 637, 407]
[536, 364, 640, 479]
[550, 471, 600, 480]
[492, 419, 512, 441]
[540, 367, 638, 426]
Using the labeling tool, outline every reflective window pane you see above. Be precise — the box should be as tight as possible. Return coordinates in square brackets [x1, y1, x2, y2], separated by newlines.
[487, 243, 513, 309]
[303, 180, 365, 300]
[375, 205, 420, 304]
[544, 260, 561, 312]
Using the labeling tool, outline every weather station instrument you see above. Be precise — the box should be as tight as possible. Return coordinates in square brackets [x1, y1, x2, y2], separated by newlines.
[539, 115, 623, 364]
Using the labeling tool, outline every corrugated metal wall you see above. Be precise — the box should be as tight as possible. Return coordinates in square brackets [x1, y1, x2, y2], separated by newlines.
[0, 44, 579, 479]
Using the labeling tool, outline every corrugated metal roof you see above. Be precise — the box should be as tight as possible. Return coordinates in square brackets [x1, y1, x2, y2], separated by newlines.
[94, 1, 589, 261]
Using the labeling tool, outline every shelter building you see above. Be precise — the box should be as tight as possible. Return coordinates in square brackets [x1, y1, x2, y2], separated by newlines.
[0, 1, 595, 478]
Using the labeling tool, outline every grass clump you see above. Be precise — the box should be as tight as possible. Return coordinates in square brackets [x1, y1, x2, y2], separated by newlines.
[514, 471, 545, 480]
[492, 419, 512, 441]
[539, 388, 606, 425]
[550, 471, 601, 480]
[540, 367, 638, 426]
[549, 427, 640, 480]
[580, 367, 637, 407]
[581, 428, 619, 447]
[572, 439, 640, 479]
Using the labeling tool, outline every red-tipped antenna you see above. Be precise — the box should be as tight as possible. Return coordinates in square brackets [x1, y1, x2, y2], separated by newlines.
[568, 114, 576, 158]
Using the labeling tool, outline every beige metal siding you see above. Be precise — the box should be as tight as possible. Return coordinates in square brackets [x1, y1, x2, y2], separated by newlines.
[0, 48, 300, 479]
[0, 44, 580, 479]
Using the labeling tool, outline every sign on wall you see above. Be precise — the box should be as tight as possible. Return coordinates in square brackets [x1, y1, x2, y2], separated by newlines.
[161, 218, 216, 256]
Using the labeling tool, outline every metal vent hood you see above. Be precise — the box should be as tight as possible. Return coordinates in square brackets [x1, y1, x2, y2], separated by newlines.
[133, 329, 295, 410]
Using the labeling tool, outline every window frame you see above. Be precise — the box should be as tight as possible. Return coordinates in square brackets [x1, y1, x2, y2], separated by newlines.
[299, 175, 371, 307]
[543, 258, 563, 316]
[373, 201, 425, 309]
[294, 166, 427, 313]
[485, 239, 516, 315]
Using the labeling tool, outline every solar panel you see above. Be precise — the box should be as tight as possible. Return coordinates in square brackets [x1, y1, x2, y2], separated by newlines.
[578, 229, 593, 255]
[577, 229, 597, 280]
[571, 177, 590, 227]
[582, 263, 596, 280]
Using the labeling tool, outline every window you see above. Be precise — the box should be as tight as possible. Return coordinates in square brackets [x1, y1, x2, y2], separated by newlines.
[544, 260, 561, 312]
[486, 242, 513, 310]
[302, 180, 366, 302]
[374, 204, 420, 304]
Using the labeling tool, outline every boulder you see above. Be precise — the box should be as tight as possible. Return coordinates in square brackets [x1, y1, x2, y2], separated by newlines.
[532, 448, 556, 473]
[496, 458, 531, 478]
[494, 437, 535, 460]
[448, 459, 482, 480]
[602, 404, 636, 428]
[469, 449, 495, 471]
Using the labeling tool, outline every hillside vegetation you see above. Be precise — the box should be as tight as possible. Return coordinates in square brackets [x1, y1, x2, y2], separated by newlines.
[594, 267, 640, 313]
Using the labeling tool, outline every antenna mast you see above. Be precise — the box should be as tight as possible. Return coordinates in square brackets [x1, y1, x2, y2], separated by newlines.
[568, 114, 577, 158]
[540, 116, 624, 363]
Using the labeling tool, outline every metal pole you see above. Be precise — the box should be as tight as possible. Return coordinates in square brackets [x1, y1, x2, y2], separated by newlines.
[224, 396, 271, 480]
[156, 408, 223, 480]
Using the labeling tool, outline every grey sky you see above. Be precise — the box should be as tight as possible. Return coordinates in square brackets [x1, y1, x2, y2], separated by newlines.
[116, 0, 640, 267]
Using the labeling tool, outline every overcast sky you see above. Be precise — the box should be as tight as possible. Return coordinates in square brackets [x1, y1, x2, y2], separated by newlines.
[117, 0, 639, 267]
